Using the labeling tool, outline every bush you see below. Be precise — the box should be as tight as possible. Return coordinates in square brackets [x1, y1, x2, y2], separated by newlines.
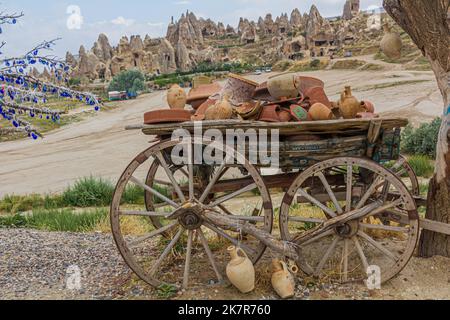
[310, 59, 321, 68]
[62, 177, 114, 207]
[108, 70, 145, 93]
[401, 118, 441, 158]
[407, 155, 434, 178]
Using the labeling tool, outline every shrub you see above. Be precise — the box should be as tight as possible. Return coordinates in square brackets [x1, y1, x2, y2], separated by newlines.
[62, 177, 115, 207]
[108, 70, 145, 93]
[407, 155, 434, 178]
[401, 118, 441, 158]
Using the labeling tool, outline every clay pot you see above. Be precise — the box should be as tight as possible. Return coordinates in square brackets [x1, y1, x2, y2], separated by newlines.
[187, 83, 222, 110]
[339, 86, 360, 119]
[253, 82, 273, 101]
[271, 260, 295, 299]
[212, 73, 258, 106]
[226, 246, 255, 294]
[259, 105, 281, 122]
[304, 86, 331, 108]
[267, 72, 300, 100]
[360, 100, 375, 113]
[309, 103, 333, 121]
[295, 76, 325, 95]
[192, 99, 216, 121]
[236, 101, 263, 120]
[278, 109, 292, 122]
[205, 96, 234, 120]
[144, 109, 192, 125]
[167, 84, 187, 109]
[290, 105, 310, 122]
[380, 24, 402, 59]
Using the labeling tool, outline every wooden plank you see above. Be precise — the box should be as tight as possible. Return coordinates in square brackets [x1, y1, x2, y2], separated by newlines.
[132, 118, 409, 137]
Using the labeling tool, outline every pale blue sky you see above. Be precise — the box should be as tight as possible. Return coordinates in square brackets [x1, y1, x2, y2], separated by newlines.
[1, 0, 382, 58]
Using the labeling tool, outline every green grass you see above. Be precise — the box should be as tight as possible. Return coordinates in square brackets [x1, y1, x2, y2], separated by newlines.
[62, 176, 115, 207]
[0, 208, 108, 232]
[407, 155, 434, 178]
[331, 60, 366, 70]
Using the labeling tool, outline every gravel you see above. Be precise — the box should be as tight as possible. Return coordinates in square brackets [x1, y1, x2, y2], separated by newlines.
[0, 228, 132, 300]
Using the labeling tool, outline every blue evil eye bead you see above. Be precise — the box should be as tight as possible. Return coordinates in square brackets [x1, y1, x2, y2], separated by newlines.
[30, 112, 35, 118]
[31, 132, 38, 140]
[12, 120, 19, 127]
[46, 115, 50, 120]
[12, 19, 17, 24]
[39, 115, 43, 119]
[94, 106, 100, 111]
[5, 61, 10, 67]
[33, 50, 38, 56]
[19, 68, 24, 73]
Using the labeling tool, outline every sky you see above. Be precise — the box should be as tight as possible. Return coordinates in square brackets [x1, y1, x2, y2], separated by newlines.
[0, 0, 382, 58]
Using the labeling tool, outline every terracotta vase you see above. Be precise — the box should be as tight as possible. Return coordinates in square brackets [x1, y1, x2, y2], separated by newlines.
[360, 100, 375, 113]
[271, 259, 295, 299]
[267, 72, 300, 100]
[205, 96, 234, 120]
[278, 109, 292, 122]
[167, 84, 187, 109]
[309, 103, 333, 121]
[339, 86, 360, 119]
[226, 246, 255, 294]
[380, 24, 402, 60]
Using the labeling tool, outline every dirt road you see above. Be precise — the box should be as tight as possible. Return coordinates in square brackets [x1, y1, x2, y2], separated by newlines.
[0, 68, 442, 196]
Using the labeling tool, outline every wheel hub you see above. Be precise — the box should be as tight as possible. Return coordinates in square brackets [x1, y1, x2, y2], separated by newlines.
[169, 202, 204, 230]
[335, 220, 359, 238]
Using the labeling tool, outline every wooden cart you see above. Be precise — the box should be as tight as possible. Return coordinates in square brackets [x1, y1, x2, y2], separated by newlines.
[111, 118, 431, 290]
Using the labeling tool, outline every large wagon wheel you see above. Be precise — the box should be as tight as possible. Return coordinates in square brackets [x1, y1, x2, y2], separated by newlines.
[386, 155, 420, 196]
[279, 157, 419, 284]
[111, 139, 273, 289]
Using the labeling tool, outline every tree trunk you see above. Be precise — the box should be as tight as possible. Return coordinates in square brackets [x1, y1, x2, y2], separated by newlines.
[383, 0, 450, 257]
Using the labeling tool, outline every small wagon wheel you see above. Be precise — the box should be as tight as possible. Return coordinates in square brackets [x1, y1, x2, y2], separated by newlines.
[111, 138, 273, 289]
[385, 155, 420, 197]
[279, 157, 419, 284]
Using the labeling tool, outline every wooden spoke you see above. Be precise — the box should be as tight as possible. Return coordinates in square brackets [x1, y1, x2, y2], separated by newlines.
[156, 152, 186, 202]
[297, 188, 337, 218]
[396, 168, 407, 177]
[130, 176, 179, 208]
[198, 229, 224, 283]
[129, 222, 178, 247]
[315, 236, 340, 276]
[208, 183, 257, 208]
[391, 157, 406, 171]
[227, 215, 265, 222]
[218, 204, 234, 215]
[183, 230, 194, 289]
[358, 231, 399, 262]
[356, 176, 384, 210]
[346, 165, 353, 212]
[342, 239, 349, 282]
[317, 172, 342, 215]
[353, 236, 369, 272]
[149, 228, 184, 277]
[360, 222, 409, 233]
[204, 223, 257, 255]
[199, 161, 228, 203]
[301, 229, 334, 246]
[153, 179, 174, 187]
[365, 198, 404, 219]
[187, 144, 194, 201]
[119, 211, 172, 217]
[289, 216, 325, 224]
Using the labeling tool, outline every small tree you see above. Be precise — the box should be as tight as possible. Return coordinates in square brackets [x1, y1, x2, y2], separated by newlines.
[0, 9, 100, 139]
[108, 69, 145, 93]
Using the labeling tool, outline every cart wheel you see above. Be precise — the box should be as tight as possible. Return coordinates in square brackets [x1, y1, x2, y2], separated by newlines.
[279, 157, 419, 284]
[385, 155, 420, 197]
[111, 139, 273, 289]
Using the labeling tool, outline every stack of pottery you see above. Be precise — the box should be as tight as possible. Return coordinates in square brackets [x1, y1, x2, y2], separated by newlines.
[226, 246, 255, 294]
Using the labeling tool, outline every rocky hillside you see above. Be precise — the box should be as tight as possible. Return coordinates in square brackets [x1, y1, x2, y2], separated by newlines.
[62, 1, 418, 82]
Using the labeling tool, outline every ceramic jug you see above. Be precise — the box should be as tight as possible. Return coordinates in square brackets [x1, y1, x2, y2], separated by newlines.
[309, 103, 333, 121]
[271, 259, 295, 299]
[226, 246, 255, 294]
[339, 86, 360, 119]
[267, 72, 300, 100]
[205, 95, 234, 120]
[380, 24, 402, 60]
[167, 84, 187, 109]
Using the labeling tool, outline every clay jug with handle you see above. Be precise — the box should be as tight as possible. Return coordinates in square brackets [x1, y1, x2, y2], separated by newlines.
[271, 259, 295, 299]
[167, 84, 187, 109]
[380, 24, 402, 60]
[339, 86, 360, 119]
[205, 94, 234, 120]
[226, 246, 255, 294]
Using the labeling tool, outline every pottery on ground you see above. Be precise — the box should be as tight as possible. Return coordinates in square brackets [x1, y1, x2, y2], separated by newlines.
[144, 109, 192, 124]
[226, 246, 255, 294]
[267, 72, 300, 100]
[339, 86, 361, 119]
[380, 24, 403, 60]
[271, 259, 295, 299]
[309, 103, 333, 121]
[167, 84, 187, 109]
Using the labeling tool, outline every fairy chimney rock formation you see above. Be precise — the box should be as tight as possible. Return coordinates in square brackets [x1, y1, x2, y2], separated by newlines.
[343, 0, 360, 20]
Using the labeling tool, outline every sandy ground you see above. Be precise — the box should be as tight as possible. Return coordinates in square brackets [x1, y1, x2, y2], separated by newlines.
[0, 66, 443, 196]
